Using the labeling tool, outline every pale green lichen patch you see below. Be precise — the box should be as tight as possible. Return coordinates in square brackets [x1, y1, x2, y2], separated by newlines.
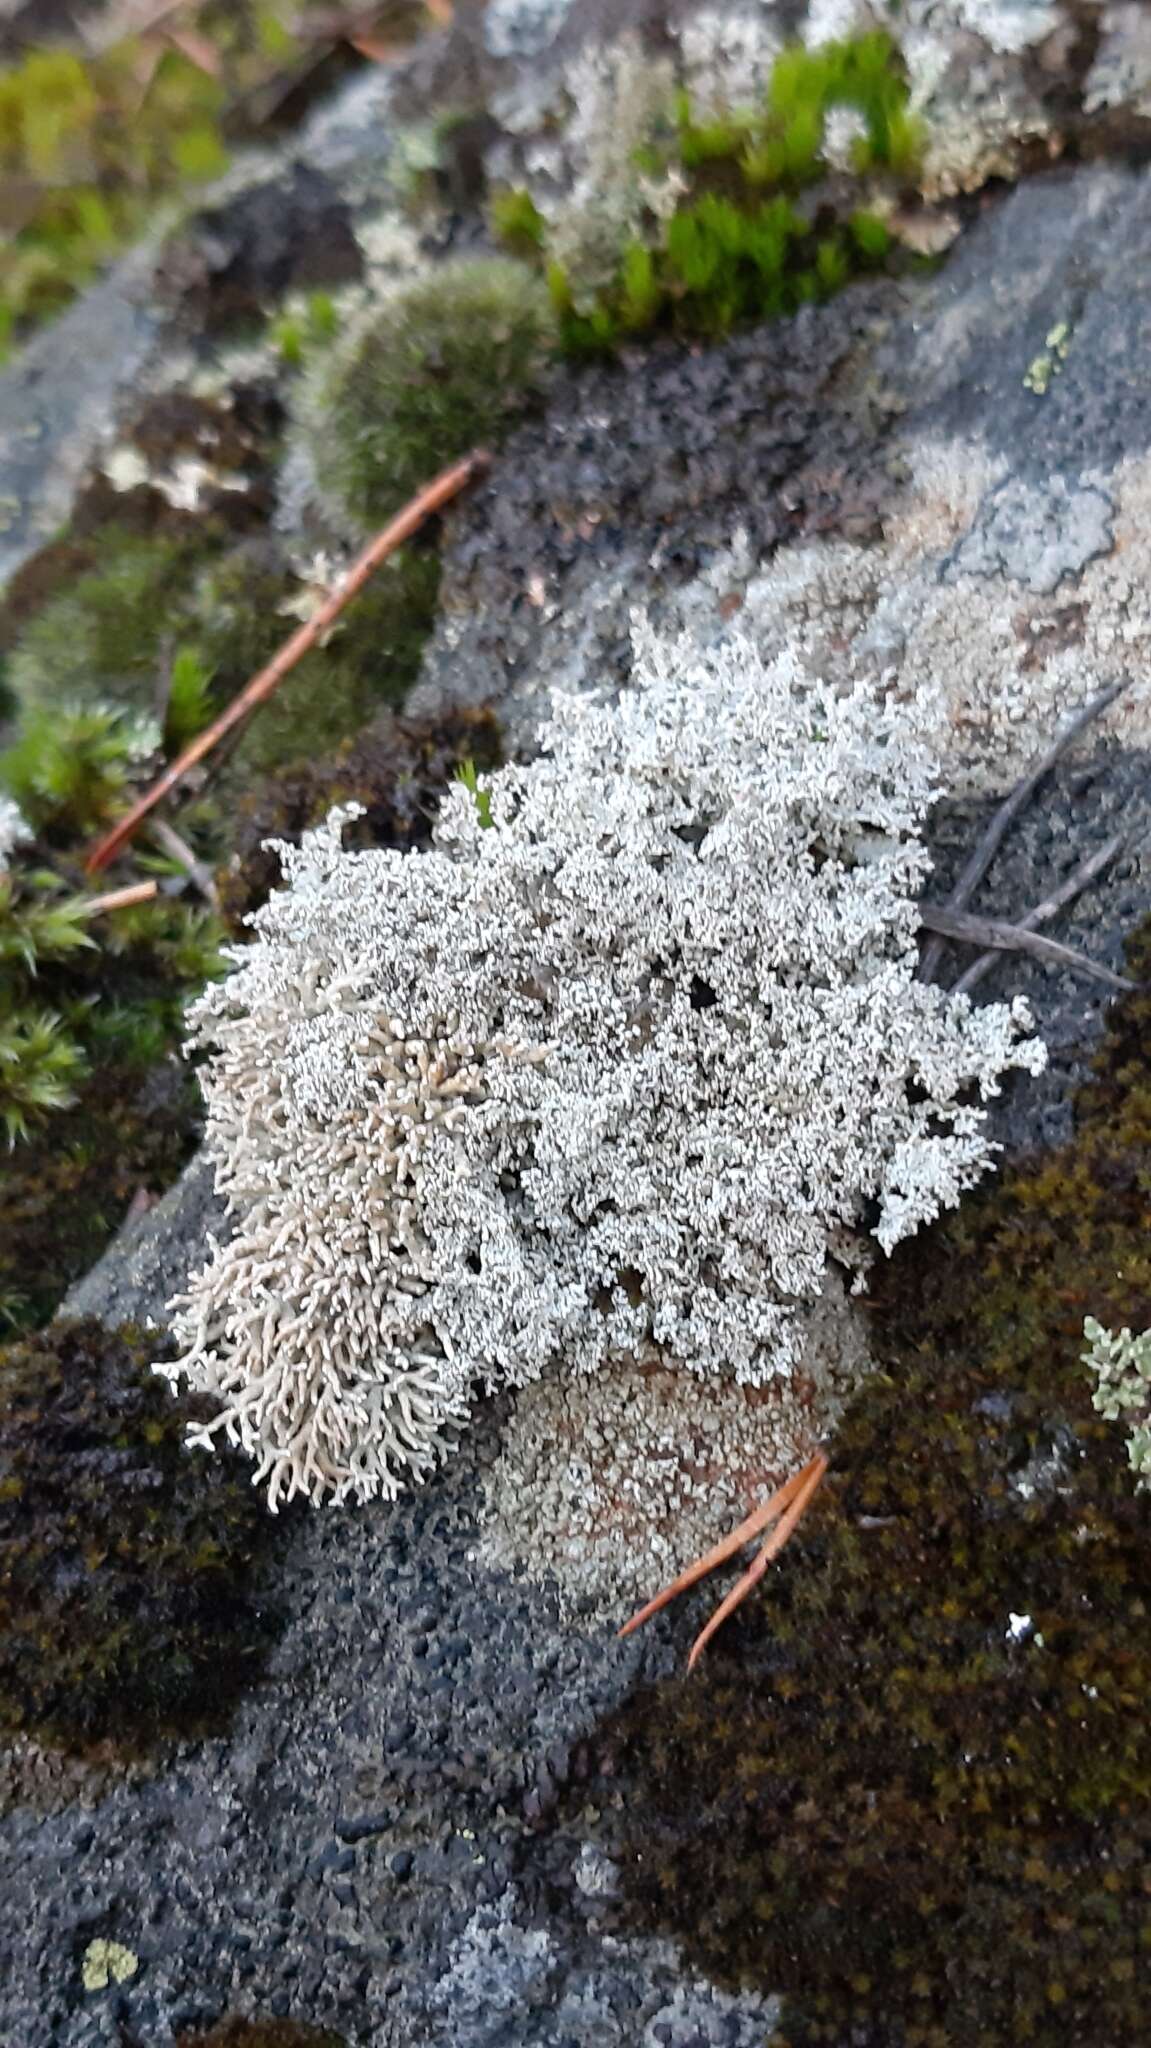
[1084, 1313, 1151, 1479]
[81, 1939, 138, 1993]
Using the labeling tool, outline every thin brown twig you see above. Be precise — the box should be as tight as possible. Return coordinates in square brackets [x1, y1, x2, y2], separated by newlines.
[919, 902, 1136, 993]
[918, 679, 1126, 984]
[83, 880, 159, 917]
[85, 449, 490, 874]
[950, 831, 1127, 998]
[147, 817, 221, 912]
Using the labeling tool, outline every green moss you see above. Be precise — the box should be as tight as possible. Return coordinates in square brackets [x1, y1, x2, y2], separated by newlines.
[6, 530, 212, 721]
[495, 30, 920, 354]
[0, 1318, 285, 1754]
[1, 702, 160, 840]
[598, 926, 1151, 2045]
[216, 703, 500, 934]
[4, 524, 443, 781]
[270, 288, 341, 369]
[304, 256, 556, 532]
[0, 809, 217, 1321]
[0, 697, 222, 1161]
[0, 858, 93, 1140]
[176, 2017, 346, 2048]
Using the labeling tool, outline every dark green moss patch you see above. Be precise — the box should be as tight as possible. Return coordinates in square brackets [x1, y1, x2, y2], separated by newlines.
[217, 703, 500, 933]
[0, 1318, 284, 1755]
[6, 528, 217, 720]
[304, 256, 555, 532]
[176, 2016, 346, 2048]
[198, 539, 445, 779]
[597, 929, 1151, 2046]
[0, 1058, 199, 1336]
[4, 521, 443, 779]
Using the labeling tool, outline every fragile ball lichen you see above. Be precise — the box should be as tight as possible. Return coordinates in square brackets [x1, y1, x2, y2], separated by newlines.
[0, 1318, 284, 1754]
[598, 928, 1151, 2047]
[164, 619, 1040, 1513]
[301, 256, 556, 532]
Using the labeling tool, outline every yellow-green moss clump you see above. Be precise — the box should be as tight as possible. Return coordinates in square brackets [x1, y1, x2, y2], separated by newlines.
[0, 5, 320, 355]
[0, 1319, 285, 1754]
[302, 256, 556, 532]
[494, 31, 921, 354]
[600, 928, 1151, 2046]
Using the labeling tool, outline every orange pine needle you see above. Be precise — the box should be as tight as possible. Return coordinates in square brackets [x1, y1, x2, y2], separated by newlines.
[84, 448, 490, 875]
[618, 1450, 829, 1668]
[83, 879, 159, 916]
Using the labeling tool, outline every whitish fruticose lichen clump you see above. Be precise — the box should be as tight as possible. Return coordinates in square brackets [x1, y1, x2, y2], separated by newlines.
[1083, 1315, 1151, 1482]
[160, 618, 1045, 1510]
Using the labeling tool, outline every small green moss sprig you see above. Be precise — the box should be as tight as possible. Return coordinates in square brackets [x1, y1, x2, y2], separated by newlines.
[455, 756, 494, 829]
[271, 288, 341, 369]
[0, 1318, 285, 1754]
[1, 701, 161, 840]
[494, 30, 923, 353]
[0, 858, 93, 1143]
[217, 706, 501, 934]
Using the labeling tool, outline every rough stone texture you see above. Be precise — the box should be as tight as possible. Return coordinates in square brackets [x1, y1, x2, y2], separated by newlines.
[7, 10, 1151, 2047]
[62, 1154, 226, 1331]
[941, 473, 1116, 593]
[409, 284, 907, 749]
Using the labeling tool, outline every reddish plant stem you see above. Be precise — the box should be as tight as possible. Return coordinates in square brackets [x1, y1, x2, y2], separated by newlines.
[85, 449, 490, 874]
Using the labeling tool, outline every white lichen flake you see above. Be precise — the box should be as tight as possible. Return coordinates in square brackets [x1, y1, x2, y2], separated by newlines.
[161, 617, 1044, 1511]
[0, 796, 31, 872]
